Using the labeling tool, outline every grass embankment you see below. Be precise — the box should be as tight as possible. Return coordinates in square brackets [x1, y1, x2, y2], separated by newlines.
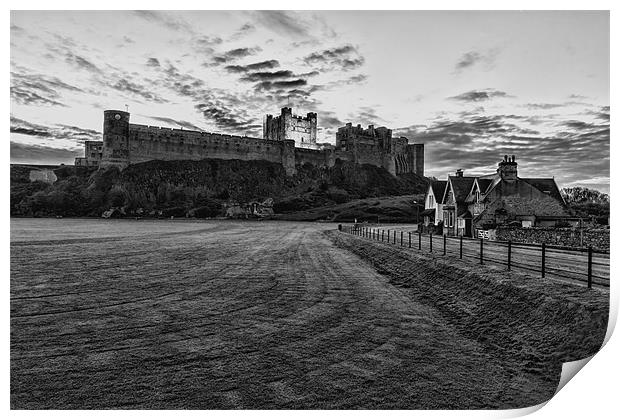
[273, 195, 423, 222]
[327, 230, 609, 400]
[10, 159, 428, 218]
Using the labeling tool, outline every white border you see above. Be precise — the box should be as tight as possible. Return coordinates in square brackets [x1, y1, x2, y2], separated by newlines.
[4, 2, 616, 419]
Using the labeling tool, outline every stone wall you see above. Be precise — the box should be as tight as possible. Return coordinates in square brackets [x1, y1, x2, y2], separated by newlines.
[492, 227, 609, 252]
[127, 123, 291, 169]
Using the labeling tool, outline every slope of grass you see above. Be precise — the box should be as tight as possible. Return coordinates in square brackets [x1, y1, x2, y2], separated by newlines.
[11, 159, 428, 218]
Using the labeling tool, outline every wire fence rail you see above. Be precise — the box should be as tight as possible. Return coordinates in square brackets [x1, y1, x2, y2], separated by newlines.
[340, 225, 609, 289]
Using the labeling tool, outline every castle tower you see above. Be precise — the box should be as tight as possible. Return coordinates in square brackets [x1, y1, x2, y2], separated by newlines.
[100, 110, 130, 169]
[263, 107, 318, 149]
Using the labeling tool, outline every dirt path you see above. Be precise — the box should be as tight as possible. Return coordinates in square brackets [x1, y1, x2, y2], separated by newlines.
[11, 220, 574, 408]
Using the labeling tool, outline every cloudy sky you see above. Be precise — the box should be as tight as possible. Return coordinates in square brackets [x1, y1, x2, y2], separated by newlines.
[10, 10, 610, 192]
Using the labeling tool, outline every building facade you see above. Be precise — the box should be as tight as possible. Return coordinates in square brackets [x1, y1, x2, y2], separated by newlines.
[75, 141, 103, 167]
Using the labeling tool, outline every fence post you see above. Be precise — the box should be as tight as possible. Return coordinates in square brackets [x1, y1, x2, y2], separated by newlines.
[408, 232, 411, 248]
[430, 233, 433, 252]
[541, 243, 546, 278]
[401, 231, 403, 246]
[394, 231, 396, 244]
[479, 238, 483, 264]
[507, 240, 512, 271]
[387, 230, 390, 243]
[382, 230, 384, 242]
[443, 234, 446, 255]
[460, 236, 463, 259]
[419, 231, 422, 250]
[588, 246, 593, 288]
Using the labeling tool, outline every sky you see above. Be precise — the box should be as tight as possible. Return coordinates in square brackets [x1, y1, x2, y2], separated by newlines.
[9, 10, 610, 192]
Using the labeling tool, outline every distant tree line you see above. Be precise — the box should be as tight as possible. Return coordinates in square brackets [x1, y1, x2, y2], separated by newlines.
[561, 187, 609, 224]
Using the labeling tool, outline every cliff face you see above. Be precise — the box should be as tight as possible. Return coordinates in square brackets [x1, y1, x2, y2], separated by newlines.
[10, 158, 429, 218]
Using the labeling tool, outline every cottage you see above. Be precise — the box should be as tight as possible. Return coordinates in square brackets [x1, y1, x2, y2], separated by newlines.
[423, 155, 574, 238]
[421, 180, 447, 227]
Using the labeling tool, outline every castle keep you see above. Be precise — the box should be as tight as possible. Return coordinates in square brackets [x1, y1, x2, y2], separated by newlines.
[97, 108, 424, 177]
[263, 107, 318, 149]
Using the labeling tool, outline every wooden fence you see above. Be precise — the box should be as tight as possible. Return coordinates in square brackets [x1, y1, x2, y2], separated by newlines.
[340, 225, 610, 288]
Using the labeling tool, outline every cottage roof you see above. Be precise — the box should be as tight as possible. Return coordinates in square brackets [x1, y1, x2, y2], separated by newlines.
[497, 196, 570, 217]
[520, 178, 565, 203]
[430, 180, 447, 200]
[446, 176, 476, 203]
[477, 178, 494, 194]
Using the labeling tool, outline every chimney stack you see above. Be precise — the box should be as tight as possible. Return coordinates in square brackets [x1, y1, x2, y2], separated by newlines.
[455, 169, 464, 177]
[497, 155, 518, 182]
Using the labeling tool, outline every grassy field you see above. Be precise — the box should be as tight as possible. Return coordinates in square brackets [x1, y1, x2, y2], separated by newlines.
[10, 219, 608, 409]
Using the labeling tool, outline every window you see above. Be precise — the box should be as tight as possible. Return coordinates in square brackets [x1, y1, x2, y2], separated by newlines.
[447, 212, 454, 227]
[429, 195, 435, 207]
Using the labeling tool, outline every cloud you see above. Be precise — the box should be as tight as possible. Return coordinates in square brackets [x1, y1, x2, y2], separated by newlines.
[253, 11, 311, 38]
[10, 117, 101, 143]
[241, 70, 295, 82]
[586, 105, 610, 121]
[523, 103, 564, 110]
[255, 79, 308, 90]
[10, 70, 84, 107]
[146, 58, 160, 67]
[224, 60, 280, 73]
[303, 45, 365, 71]
[400, 110, 609, 190]
[319, 111, 344, 129]
[11, 87, 66, 107]
[454, 48, 499, 73]
[448, 89, 512, 102]
[228, 23, 255, 41]
[10, 141, 82, 164]
[10, 126, 50, 137]
[65, 52, 102, 73]
[133, 10, 192, 33]
[111, 78, 166, 103]
[192, 35, 223, 55]
[146, 116, 206, 132]
[241, 70, 318, 83]
[208, 47, 263, 66]
[194, 103, 260, 134]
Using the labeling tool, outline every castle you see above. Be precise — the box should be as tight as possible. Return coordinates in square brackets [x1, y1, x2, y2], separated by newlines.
[85, 108, 424, 177]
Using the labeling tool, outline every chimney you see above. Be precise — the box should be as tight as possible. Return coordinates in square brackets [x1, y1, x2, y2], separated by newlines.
[455, 169, 464, 177]
[497, 155, 518, 182]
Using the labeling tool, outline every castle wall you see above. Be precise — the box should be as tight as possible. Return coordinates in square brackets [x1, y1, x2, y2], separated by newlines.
[294, 147, 332, 168]
[100, 110, 424, 178]
[125, 124, 296, 174]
